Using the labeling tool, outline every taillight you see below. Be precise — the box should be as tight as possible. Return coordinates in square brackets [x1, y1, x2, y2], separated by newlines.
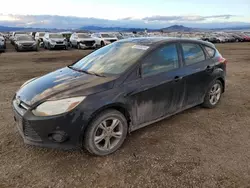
[218, 56, 227, 64]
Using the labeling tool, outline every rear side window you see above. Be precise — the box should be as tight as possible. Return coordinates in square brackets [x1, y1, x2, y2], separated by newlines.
[181, 43, 205, 65]
[204, 46, 215, 58]
[142, 44, 179, 76]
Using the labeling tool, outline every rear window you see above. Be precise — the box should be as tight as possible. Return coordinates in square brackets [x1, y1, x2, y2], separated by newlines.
[204, 46, 215, 58]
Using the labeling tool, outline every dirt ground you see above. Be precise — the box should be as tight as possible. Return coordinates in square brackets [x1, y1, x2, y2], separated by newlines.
[0, 42, 250, 188]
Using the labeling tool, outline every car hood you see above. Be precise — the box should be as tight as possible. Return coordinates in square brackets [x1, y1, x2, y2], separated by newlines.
[16, 67, 116, 106]
[79, 38, 95, 41]
[50, 38, 65, 41]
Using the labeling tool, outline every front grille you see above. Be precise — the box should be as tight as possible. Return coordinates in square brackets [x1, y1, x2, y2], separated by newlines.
[56, 41, 64, 44]
[109, 40, 117, 43]
[22, 43, 33, 47]
[23, 120, 42, 141]
[81, 40, 95, 46]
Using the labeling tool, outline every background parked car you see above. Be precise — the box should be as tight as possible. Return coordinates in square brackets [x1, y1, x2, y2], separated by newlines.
[0, 33, 6, 49]
[43, 33, 68, 50]
[10, 32, 29, 45]
[35, 32, 45, 43]
[91, 33, 118, 47]
[14, 35, 38, 52]
[60, 32, 72, 47]
[70, 32, 97, 49]
[0, 36, 6, 52]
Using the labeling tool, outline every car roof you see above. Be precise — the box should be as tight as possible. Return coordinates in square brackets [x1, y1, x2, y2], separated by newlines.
[119, 37, 215, 48]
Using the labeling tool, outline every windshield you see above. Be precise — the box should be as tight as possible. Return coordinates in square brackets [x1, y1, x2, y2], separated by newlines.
[71, 42, 149, 75]
[15, 32, 27, 35]
[17, 36, 34, 41]
[39, 33, 45, 37]
[78, 34, 90, 38]
[101, 34, 115, 38]
[49, 34, 63, 38]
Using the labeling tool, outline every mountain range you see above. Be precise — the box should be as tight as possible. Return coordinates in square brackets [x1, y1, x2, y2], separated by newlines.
[0, 24, 250, 32]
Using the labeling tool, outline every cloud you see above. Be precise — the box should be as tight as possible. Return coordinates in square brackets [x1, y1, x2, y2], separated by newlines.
[0, 14, 248, 30]
[142, 15, 236, 22]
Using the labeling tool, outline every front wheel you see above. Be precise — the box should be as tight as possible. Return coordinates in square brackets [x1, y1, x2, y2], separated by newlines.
[48, 43, 52, 50]
[77, 43, 81, 49]
[15, 45, 19, 52]
[203, 80, 223, 108]
[84, 110, 128, 156]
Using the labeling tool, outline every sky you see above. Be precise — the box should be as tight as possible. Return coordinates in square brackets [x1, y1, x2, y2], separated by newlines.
[0, 0, 250, 29]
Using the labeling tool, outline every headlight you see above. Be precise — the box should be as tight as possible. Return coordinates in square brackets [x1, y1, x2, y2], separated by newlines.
[20, 77, 37, 88]
[32, 97, 86, 116]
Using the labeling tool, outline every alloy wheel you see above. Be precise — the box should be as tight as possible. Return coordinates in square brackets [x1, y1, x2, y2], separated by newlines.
[209, 83, 222, 105]
[94, 118, 123, 151]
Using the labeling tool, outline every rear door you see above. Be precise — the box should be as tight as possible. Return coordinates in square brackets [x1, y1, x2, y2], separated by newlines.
[125, 43, 185, 126]
[179, 42, 215, 107]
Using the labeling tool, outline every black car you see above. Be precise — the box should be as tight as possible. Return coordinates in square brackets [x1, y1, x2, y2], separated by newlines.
[12, 38, 227, 156]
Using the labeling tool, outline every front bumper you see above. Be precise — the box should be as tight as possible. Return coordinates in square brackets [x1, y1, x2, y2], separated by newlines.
[0, 44, 5, 51]
[79, 43, 96, 49]
[50, 43, 67, 49]
[12, 100, 85, 150]
[18, 45, 37, 51]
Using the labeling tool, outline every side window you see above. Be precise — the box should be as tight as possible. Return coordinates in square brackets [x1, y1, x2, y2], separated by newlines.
[204, 46, 215, 58]
[142, 44, 179, 76]
[181, 43, 205, 65]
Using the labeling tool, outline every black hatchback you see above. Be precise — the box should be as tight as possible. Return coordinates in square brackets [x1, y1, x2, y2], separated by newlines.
[12, 38, 226, 156]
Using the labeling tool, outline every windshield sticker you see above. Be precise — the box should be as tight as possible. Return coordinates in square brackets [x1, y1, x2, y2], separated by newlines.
[132, 45, 149, 50]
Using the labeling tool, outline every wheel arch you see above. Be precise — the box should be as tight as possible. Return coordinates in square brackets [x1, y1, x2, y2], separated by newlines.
[79, 103, 131, 147]
[217, 77, 225, 93]
[87, 103, 131, 127]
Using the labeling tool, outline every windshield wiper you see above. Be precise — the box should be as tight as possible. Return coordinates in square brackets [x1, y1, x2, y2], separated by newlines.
[68, 66, 105, 77]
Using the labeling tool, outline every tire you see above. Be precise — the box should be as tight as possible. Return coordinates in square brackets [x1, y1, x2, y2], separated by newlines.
[77, 43, 81, 49]
[84, 109, 128, 156]
[101, 41, 105, 47]
[202, 80, 223, 108]
[48, 43, 51, 50]
[15, 45, 19, 52]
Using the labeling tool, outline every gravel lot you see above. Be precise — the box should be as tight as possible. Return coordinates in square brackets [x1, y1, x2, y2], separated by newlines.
[0, 42, 250, 188]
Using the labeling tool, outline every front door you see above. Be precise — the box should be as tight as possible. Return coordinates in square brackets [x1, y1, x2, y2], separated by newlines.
[125, 43, 185, 126]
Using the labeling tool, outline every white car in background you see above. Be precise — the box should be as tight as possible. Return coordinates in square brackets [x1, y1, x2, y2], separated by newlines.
[43, 33, 68, 50]
[91, 33, 118, 47]
[70, 32, 96, 49]
[35, 32, 45, 43]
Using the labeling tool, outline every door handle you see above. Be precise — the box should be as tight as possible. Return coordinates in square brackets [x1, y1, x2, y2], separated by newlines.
[174, 76, 183, 82]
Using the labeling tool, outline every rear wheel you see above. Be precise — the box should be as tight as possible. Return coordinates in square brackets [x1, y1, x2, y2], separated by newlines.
[84, 110, 128, 156]
[203, 80, 223, 108]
